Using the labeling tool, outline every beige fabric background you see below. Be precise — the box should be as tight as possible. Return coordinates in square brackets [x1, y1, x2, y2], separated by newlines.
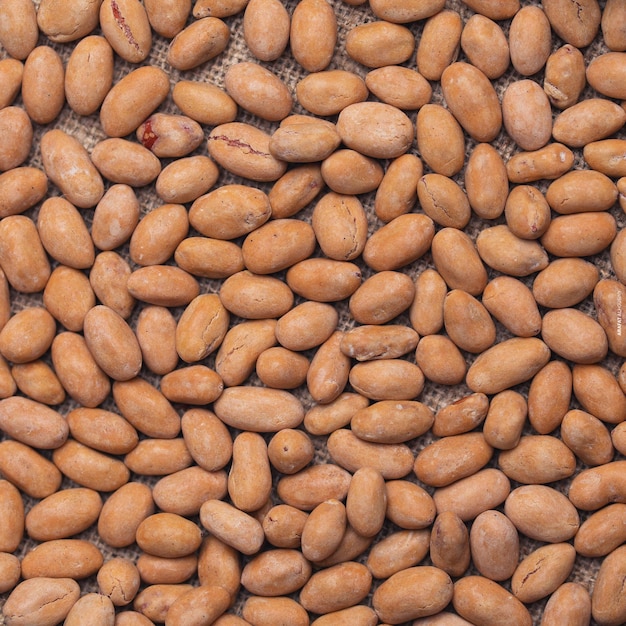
[0, 0, 624, 624]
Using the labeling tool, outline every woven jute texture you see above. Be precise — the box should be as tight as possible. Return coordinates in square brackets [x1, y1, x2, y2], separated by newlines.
[0, 0, 624, 624]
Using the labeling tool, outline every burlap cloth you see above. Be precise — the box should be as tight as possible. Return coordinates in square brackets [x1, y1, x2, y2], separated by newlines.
[0, 0, 624, 624]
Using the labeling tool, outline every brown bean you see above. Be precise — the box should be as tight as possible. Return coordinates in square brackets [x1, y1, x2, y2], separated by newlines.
[542, 583, 592, 626]
[430, 511, 470, 577]
[542, 0, 601, 48]
[277, 464, 352, 511]
[482, 390, 527, 450]
[22, 46, 65, 125]
[470, 510, 519, 582]
[506, 142, 574, 183]
[21, 539, 103, 580]
[366, 529, 430, 580]
[346, 20, 414, 68]
[416, 10, 463, 81]
[544, 43, 586, 110]
[0, 479, 24, 553]
[365, 66, 432, 111]
[296, 70, 368, 117]
[374, 154, 422, 222]
[290, 0, 337, 72]
[460, 15, 510, 80]
[385, 480, 436, 529]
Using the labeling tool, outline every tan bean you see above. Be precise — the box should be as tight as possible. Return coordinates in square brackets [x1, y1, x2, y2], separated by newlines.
[51, 332, 111, 408]
[410, 268, 447, 335]
[242, 596, 308, 626]
[228, 431, 272, 513]
[547, 170, 618, 214]
[36, 197, 94, 269]
[224, 62, 292, 122]
[113, 377, 180, 439]
[126, 266, 199, 308]
[568, 461, 626, 511]
[533, 257, 599, 309]
[303, 392, 369, 436]
[502, 79, 552, 151]
[584, 139, 626, 178]
[0, 479, 24, 553]
[0, 58, 23, 109]
[542, 0, 600, 48]
[511, 543, 576, 604]
[430, 511, 470, 578]
[0, 107, 32, 173]
[417, 105, 465, 178]
[542, 582, 592, 626]
[290, 0, 336, 72]
[124, 438, 192, 477]
[385, 480, 436, 529]
[366, 529, 430, 580]
[509, 6, 551, 76]
[428, 227, 487, 296]
[322, 152, 382, 197]
[464, 143, 508, 220]
[498, 435, 576, 484]
[311, 605, 377, 626]
[67, 407, 138, 456]
[573, 363, 626, 424]
[416, 9, 462, 81]
[199, 499, 264, 555]
[300, 561, 372, 614]
[2, 577, 81, 626]
[21, 539, 103, 580]
[433, 468, 511, 522]
[594, 278, 626, 357]
[300, 499, 347, 562]
[328, 428, 414, 479]
[100, 65, 170, 138]
[143, 0, 190, 37]
[343, 467, 386, 539]
[544, 43, 586, 110]
[349, 270, 414, 324]
[64, 592, 115, 626]
[373, 566, 453, 624]
[83, 305, 142, 381]
[530, 358, 572, 434]
[172, 80, 237, 126]
[134, 307, 178, 377]
[269, 122, 341, 164]
[91, 138, 162, 187]
[602, 0, 626, 51]
[36, 0, 98, 42]
[176, 293, 230, 363]
[181, 408, 232, 472]
[504, 484, 580, 542]
[365, 66, 431, 111]
[482, 390, 527, 450]
[0, 307, 56, 364]
[208, 122, 287, 182]
[415, 334, 467, 386]
[296, 70, 368, 117]
[349, 359, 425, 402]
[460, 15, 510, 80]
[553, 98, 626, 148]
[482, 276, 541, 337]
[470, 509, 519, 581]
[256, 347, 309, 390]
[350, 400, 435, 443]
[588, 53, 624, 101]
[0, 166, 48, 219]
[155, 156, 218, 205]
[153, 466, 227, 518]
[264, 430, 312, 476]
[160, 365, 223, 405]
[0, 354, 15, 399]
[43, 266, 95, 332]
[417, 173, 471, 229]
[476, 224, 549, 276]
[136, 513, 202, 559]
[561, 408, 613, 467]
[269, 164, 324, 219]
[612, 227, 626, 283]
[277, 464, 352, 511]
[308, 330, 352, 403]
[374, 154, 422, 222]
[164, 585, 231, 626]
[453, 576, 532, 626]
[369, 0, 444, 21]
[575, 503, 626, 558]
[22, 45, 65, 125]
[1, 368, 46, 411]
[91, 184, 140, 251]
[243, 0, 290, 61]
[345, 21, 414, 68]
[507, 141, 575, 184]
[432, 393, 489, 438]
[99, 0, 151, 63]
[414, 432, 493, 488]
[441, 62, 501, 142]
[542, 308, 608, 364]
[443, 289, 496, 354]
[0, 552, 21, 595]
[65, 35, 114, 116]
[53, 439, 130, 492]
[337, 101, 413, 159]
[24, 488, 102, 542]
[193, 0, 248, 18]
[0, 440, 62, 499]
[341, 325, 419, 362]
[133, 584, 193, 624]
[0, 0, 39, 60]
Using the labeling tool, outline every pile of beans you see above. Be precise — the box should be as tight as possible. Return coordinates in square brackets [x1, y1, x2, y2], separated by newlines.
[1, 0, 626, 623]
